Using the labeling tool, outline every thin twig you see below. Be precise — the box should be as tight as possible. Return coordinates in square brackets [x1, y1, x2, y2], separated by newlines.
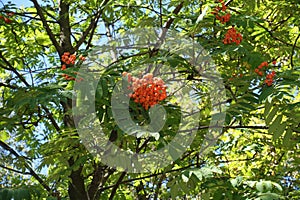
[75, 0, 110, 51]
[30, 0, 62, 54]
[0, 164, 31, 175]
[108, 172, 127, 200]
[0, 140, 58, 197]
[291, 33, 300, 69]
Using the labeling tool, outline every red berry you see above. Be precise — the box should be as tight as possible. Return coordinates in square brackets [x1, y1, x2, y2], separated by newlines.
[267, 80, 273, 86]
[271, 71, 276, 75]
[223, 27, 242, 45]
[4, 17, 11, 24]
[79, 55, 86, 61]
[266, 74, 273, 79]
[261, 61, 268, 67]
[7, 12, 14, 17]
[124, 72, 167, 110]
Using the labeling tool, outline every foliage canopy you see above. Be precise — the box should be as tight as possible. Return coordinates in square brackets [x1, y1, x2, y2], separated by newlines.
[0, 0, 299, 199]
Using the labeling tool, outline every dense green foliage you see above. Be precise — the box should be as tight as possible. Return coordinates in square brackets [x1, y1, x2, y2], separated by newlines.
[0, 0, 299, 199]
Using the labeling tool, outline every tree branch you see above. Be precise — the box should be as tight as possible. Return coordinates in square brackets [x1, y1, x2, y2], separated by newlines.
[163, 1, 184, 29]
[0, 163, 31, 175]
[291, 33, 300, 69]
[93, 168, 116, 200]
[108, 171, 127, 200]
[100, 162, 205, 192]
[229, 7, 300, 49]
[42, 105, 61, 132]
[87, 165, 105, 200]
[58, 0, 73, 53]
[0, 140, 58, 197]
[225, 0, 234, 6]
[30, 0, 62, 54]
[67, 157, 89, 200]
[147, 1, 185, 73]
[0, 51, 30, 87]
[0, 82, 18, 89]
[0, 51, 61, 134]
[75, 0, 110, 51]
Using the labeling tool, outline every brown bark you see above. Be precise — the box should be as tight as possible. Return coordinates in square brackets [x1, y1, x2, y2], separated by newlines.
[68, 158, 89, 200]
[57, 1, 88, 199]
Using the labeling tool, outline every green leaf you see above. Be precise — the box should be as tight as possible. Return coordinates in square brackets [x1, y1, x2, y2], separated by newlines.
[272, 182, 283, 192]
[180, 181, 190, 194]
[243, 93, 259, 103]
[213, 190, 223, 200]
[264, 98, 273, 118]
[1, 189, 13, 200]
[268, 115, 286, 140]
[239, 101, 256, 110]
[273, 122, 287, 141]
[264, 181, 273, 191]
[256, 181, 264, 192]
[101, 77, 109, 97]
[191, 170, 203, 181]
[231, 176, 243, 187]
[259, 86, 274, 102]
[187, 173, 198, 189]
[170, 184, 180, 199]
[202, 192, 211, 200]
[225, 113, 232, 125]
[283, 128, 293, 149]
[265, 107, 279, 125]
[181, 173, 189, 183]
[168, 144, 183, 161]
[258, 192, 283, 200]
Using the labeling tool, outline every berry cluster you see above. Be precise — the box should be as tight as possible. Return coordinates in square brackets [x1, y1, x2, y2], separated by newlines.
[223, 27, 243, 45]
[210, 0, 243, 45]
[211, 0, 231, 24]
[122, 72, 167, 110]
[61, 52, 77, 65]
[254, 61, 268, 76]
[254, 61, 276, 86]
[265, 71, 276, 86]
[61, 52, 85, 82]
[0, 12, 14, 24]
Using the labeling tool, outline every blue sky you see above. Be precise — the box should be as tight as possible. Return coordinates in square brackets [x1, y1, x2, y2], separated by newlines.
[2, 0, 32, 7]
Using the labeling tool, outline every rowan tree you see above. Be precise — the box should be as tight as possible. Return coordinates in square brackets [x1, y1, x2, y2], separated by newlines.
[0, 0, 299, 199]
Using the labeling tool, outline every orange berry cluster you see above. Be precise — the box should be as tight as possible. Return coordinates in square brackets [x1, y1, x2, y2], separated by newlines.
[122, 72, 167, 110]
[223, 26, 243, 45]
[254, 61, 268, 76]
[254, 61, 276, 86]
[61, 52, 77, 65]
[61, 52, 85, 82]
[0, 12, 14, 24]
[265, 71, 276, 86]
[210, 1, 243, 45]
[211, 0, 230, 24]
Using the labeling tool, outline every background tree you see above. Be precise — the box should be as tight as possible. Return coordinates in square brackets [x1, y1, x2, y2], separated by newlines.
[0, 0, 299, 199]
